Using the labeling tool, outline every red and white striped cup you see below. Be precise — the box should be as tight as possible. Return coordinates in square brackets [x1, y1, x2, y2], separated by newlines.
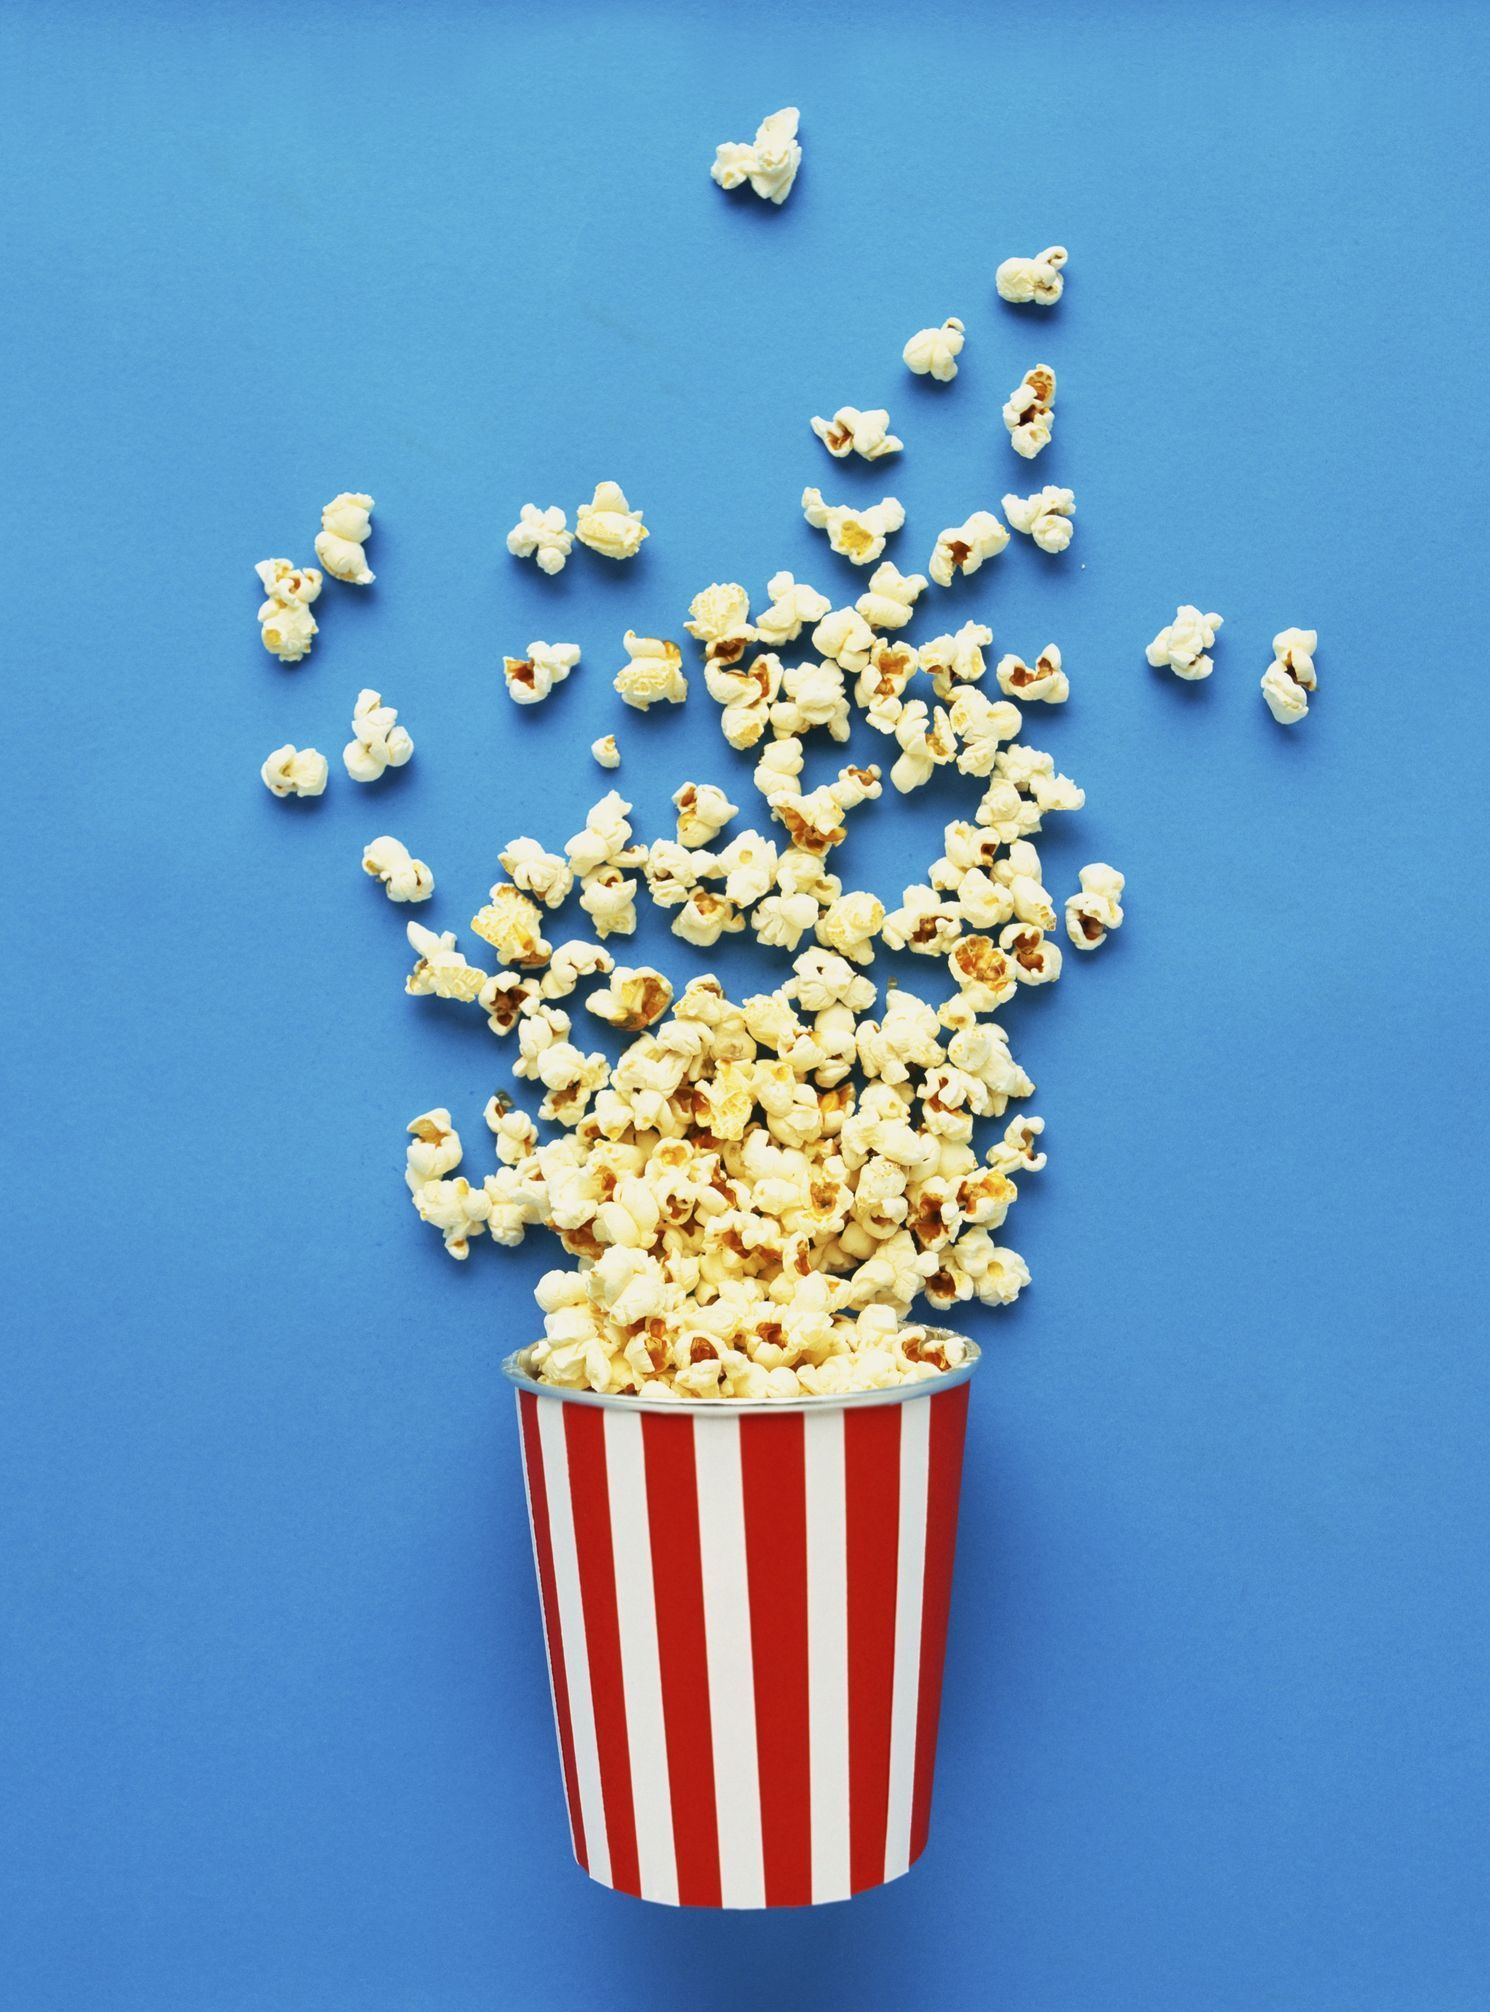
[507, 1339, 980, 1908]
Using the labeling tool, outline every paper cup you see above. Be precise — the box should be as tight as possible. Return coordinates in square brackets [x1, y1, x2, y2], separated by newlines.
[505, 1338, 980, 1908]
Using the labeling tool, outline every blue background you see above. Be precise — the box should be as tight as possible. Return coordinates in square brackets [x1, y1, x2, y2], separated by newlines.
[3, 2, 1487, 2006]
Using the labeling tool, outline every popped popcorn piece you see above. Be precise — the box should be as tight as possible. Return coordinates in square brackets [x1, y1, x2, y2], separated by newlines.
[710, 106, 801, 205]
[363, 835, 433, 902]
[673, 781, 739, 847]
[810, 406, 903, 461]
[504, 640, 581, 706]
[856, 561, 928, 631]
[575, 481, 648, 561]
[996, 645, 1068, 704]
[817, 889, 885, 964]
[254, 559, 322, 664]
[801, 487, 906, 566]
[770, 657, 852, 741]
[261, 744, 328, 798]
[644, 837, 714, 909]
[506, 504, 573, 577]
[854, 637, 920, 714]
[498, 837, 574, 909]
[714, 829, 780, 906]
[564, 790, 643, 877]
[478, 970, 543, 1033]
[1146, 605, 1224, 680]
[1064, 864, 1126, 950]
[773, 786, 847, 856]
[705, 651, 781, 749]
[540, 940, 614, 1000]
[883, 884, 964, 955]
[406, 1108, 462, 1192]
[672, 888, 746, 948]
[587, 964, 675, 1032]
[929, 512, 1009, 588]
[756, 571, 832, 646]
[684, 583, 757, 668]
[343, 688, 414, 780]
[813, 605, 876, 674]
[1261, 627, 1318, 724]
[752, 735, 804, 807]
[1002, 486, 1076, 554]
[949, 687, 1023, 775]
[612, 630, 686, 709]
[888, 699, 957, 793]
[578, 867, 639, 938]
[591, 734, 621, 768]
[920, 621, 994, 701]
[1002, 365, 1057, 459]
[947, 934, 1017, 1012]
[471, 883, 553, 967]
[902, 317, 966, 381]
[995, 246, 1068, 306]
[405, 921, 487, 1002]
[1001, 922, 1063, 985]
[413, 1175, 493, 1260]
[314, 492, 375, 584]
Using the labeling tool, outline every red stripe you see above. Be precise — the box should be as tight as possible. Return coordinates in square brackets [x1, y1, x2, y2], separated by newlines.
[517, 1393, 587, 1870]
[641, 1413, 722, 1908]
[845, 1403, 903, 1894]
[740, 1413, 812, 1906]
[562, 1404, 641, 1896]
[909, 1381, 971, 1865]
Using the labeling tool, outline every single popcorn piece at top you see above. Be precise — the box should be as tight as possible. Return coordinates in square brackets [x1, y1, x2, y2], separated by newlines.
[260, 743, 328, 798]
[575, 482, 648, 560]
[254, 559, 322, 664]
[614, 631, 686, 709]
[709, 106, 802, 205]
[902, 317, 965, 381]
[996, 646, 1069, 704]
[503, 640, 581, 706]
[810, 406, 903, 461]
[363, 835, 433, 903]
[343, 688, 414, 780]
[591, 734, 620, 768]
[506, 504, 573, 576]
[1147, 605, 1224, 680]
[1261, 627, 1318, 724]
[995, 246, 1068, 306]
[1065, 864, 1126, 950]
[1003, 486, 1076, 554]
[314, 493, 375, 585]
[1003, 365, 1057, 459]
[801, 486, 906, 566]
[929, 511, 1009, 588]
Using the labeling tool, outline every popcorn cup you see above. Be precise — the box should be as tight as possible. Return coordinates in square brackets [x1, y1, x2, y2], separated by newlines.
[505, 1339, 980, 1908]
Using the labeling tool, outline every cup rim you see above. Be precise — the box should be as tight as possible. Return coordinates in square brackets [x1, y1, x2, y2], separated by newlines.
[501, 1330, 981, 1416]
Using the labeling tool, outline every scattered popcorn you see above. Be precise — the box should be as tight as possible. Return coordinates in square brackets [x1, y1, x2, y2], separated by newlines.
[504, 640, 581, 706]
[753, 736, 804, 808]
[810, 406, 903, 461]
[996, 645, 1068, 704]
[884, 884, 964, 954]
[471, 883, 553, 967]
[949, 688, 1023, 775]
[995, 246, 1068, 306]
[684, 583, 757, 667]
[902, 317, 966, 381]
[479, 971, 543, 1033]
[1002, 366, 1057, 459]
[770, 656, 852, 741]
[672, 889, 746, 948]
[541, 940, 614, 1000]
[587, 964, 675, 1031]
[591, 734, 621, 768]
[564, 791, 643, 878]
[801, 486, 906, 566]
[1002, 922, 1063, 985]
[1261, 627, 1318, 724]
[856, 562, 928, 631]
[506, 504, 573, 576]
[1147, 605, 1224, 680]
[615, 630, 686, 709]
[254, 559, 322, 664]
[715, 829, 780, 906]
[929, 512, 1009, 588]
[854, 637, 919, 714]
[674, 781, 738, 847]
[261, 744, 328, 798]
[575, 482, 648, 561]
[405, 921, 487, 1002]
[1002, 486, 1076, 554]
[710, 106, 801, 205]
[314, 492, 375, 585]
[888, 700, 958, 793]
[578, 867, 639, 938]
[362, 836, 433, 903]
[1064, 864, 1126, 950]
[920, 621, 994, 701]
[705, 651, 781, 749]
[343, 689, 414, 781]
[406, 1108, 462, 1192]
[817, 888, 885, 964]
[756, 571, 831, 646]
[498, 837, 574, 909]
[813, 604, 876, 674]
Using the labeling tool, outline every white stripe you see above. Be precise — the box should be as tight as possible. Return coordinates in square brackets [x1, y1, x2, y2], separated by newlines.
[603, 1408, 678, 1905]
[536, 1398, 611, 1888]
[693, 1415, 765, 1909]
[516, 1394, 581, 1860]
[883, 1396, 931, 1880]
[804, 1407, 851, 1904]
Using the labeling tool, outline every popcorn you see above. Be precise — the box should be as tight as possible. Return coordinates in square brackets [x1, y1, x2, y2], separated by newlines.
[773, 786, 847, 855]
[1002, 486, 1075, 554]
[478, 971, 542, 1033]
[1064, 863, 1126, 950]
[1261, 627, 1318, 724]
[1146, 605, 1223, 680]
[498, 837, 574, 909]
[673, 781, 738, 847]
[752, 736, 804, 807]
[578, 867, 639, 938]
[856, 562, 927, 631]
[801, 487, 906, 566]
[363, 835, 433, 902]
[314, 492, 375, 584]
[854, 637, 919, 713]
[948, 689, 1023, 775]
[705, 651, 780, 749]
[591, 734, 621, 768]
[756, 572, 832, 646]
[902, 317, 965, 381]
[587, 964, 675, 1032]
[1001, 922, 1063, 985]
[770, 656, 851, 741]
[929, 512, 1009, 588]
[996, 645, 1068, 704]
[615, 631, 686, 709]
[643, 837, 712, 908]
[406, 1108, 462, 1192]
[715, 829, 780, 906]
[565, 791, 643, 877]
[816, 889, 885, 965]
[254, 559, 322, 664]
[812, 605, 876, 675]
[920, 621, 994, 701]
[405, 921, 487, 1002]
[888, 700, 957, 793]
[471, 883, 552, 967]
[672, 889, 746, 948]
[412, 1174, 493, 1259]
[575, 481, 648, 561]
[504, 640, 581, 706]
[883, 884, 964, 955]
[811, 406, 903, 461]
[684, 583, 757, 668]
[1002, 365, 1057, 459]
[506, 504, 573, 576]
[541, 940, 614, 999]
[948, 935, 1017, 1012]
[343, 689, 414, 780]
[710, 106, 802, 205]
[995, 246, 1068, 306]
[261, 744, 328, 798]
